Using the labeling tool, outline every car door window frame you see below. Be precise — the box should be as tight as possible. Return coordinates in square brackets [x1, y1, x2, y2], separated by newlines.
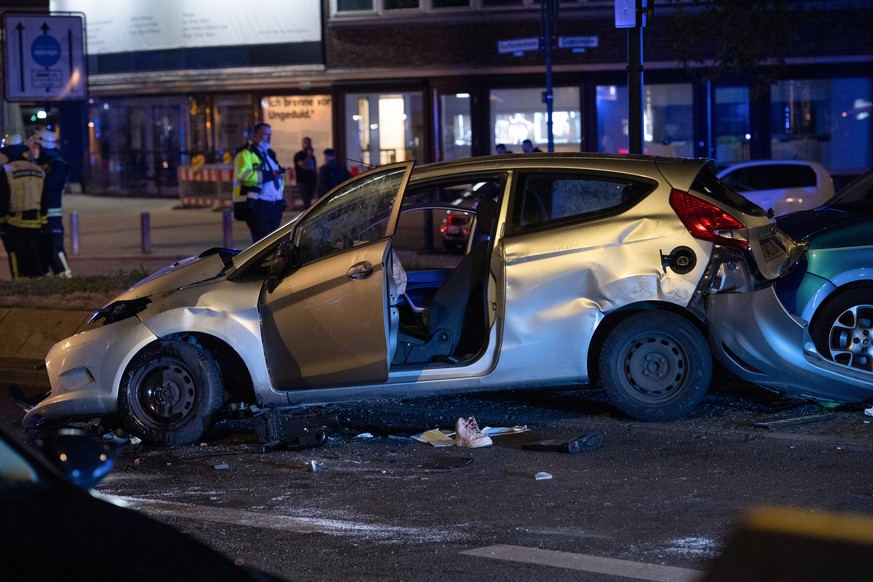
[292, 162, 414, 269]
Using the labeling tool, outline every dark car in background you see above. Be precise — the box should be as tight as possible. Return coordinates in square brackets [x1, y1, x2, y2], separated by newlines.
[708, 169, 873, 404]
[0, 423, 279, 580]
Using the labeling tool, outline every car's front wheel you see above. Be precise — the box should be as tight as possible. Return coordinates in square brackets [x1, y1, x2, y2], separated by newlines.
[118, 337, 224, 446]
[810, 287, 873, 372]
[599, 311, 712, 422]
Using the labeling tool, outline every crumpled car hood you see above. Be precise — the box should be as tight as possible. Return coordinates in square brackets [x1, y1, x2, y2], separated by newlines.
[105, 249, 232, 306]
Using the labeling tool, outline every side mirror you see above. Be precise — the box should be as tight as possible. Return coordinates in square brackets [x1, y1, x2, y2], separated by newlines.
[31, 429, 115, 489]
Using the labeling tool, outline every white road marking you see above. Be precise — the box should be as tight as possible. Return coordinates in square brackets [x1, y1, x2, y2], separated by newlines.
[109, 495, 464, 543]
[108, 495, 706, 579]
[461, 545, 705, 581]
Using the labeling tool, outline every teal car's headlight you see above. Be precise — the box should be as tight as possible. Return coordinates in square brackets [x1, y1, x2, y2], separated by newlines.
[87, 297, 151, 326]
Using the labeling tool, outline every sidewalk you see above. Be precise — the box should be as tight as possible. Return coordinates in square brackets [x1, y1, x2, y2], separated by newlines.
[0, 193, 299, 278]
[0, 194, 300, 373]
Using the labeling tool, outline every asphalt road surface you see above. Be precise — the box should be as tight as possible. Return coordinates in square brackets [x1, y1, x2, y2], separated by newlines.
[4, 376, 872, 581]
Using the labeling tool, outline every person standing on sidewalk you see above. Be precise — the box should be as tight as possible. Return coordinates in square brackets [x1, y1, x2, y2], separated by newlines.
[316, 148, 352, 198]
[293, 137, 317, 209]
[0, 142, 46, 278]
[232, 123, 286, 243]
[30, 129, 72, 278]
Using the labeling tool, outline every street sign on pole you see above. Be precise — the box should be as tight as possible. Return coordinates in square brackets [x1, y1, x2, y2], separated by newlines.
[558, 36, 599, 50]
[3, 13, 87, 101]
[497, 37, 540, 55]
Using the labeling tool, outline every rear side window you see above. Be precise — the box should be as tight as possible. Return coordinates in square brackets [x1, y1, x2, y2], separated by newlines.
[509, 172, 654, 233]
[721, 164, 817, 191]
[693, 165, 767, 217]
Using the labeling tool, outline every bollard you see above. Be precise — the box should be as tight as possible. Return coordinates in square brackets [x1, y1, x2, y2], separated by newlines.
[222, 207, 233, 248]
[141, 212, 151, 254]
[70, 211, 79, 254]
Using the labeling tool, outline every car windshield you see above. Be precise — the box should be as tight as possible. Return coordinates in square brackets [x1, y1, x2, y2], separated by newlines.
[825, 169, 873, 211]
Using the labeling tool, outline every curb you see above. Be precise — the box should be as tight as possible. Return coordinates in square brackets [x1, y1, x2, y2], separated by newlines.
[0, 308, 91, 361]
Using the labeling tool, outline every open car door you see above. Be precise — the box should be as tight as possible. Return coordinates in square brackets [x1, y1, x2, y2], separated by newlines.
[259, 163, 413, 390]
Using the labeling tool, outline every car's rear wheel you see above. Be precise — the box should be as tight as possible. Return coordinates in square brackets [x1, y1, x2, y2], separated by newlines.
[810, 288, 873, 372]
[599, 311, 711, 422]
[118, 337, 224, 446]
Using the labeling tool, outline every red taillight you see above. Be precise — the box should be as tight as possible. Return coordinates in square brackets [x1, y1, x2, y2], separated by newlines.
[669, 189, 749, 250]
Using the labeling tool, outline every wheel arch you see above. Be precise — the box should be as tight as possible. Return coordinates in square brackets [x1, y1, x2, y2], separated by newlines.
[587, 300, 707, 386]
[808, 280, 873, 330]
[122, 332, 257, 410]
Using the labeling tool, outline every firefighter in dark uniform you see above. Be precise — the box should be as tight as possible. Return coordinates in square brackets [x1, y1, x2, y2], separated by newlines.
[0, 142, 46, 278]
[30, 129, 72, 278]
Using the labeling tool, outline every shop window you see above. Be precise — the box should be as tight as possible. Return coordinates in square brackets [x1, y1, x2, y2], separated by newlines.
[714, 86, 751, 165]
[771, 78, 872, 174]
[344, 91, 424, 172]
[596, 83, 693, 157]
[490, 87, 581, 154]
[440, 93, 472, 161]
[337, 0, 374, 11]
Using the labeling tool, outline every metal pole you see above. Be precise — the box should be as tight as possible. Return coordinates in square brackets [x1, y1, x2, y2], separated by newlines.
[541, 0, 558, 152]
[627, 26, 644, 155]
[70, 211, 79, 254]
[222, 207, 233, 248]
[140, 212, 151, 254]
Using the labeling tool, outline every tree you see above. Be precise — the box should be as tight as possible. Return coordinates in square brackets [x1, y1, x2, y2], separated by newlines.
[667, 0, 798, 88]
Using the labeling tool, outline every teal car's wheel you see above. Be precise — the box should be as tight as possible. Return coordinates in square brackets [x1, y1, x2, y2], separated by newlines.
[810, 288, 873, 373]
[118, 338, 224, 446]
[599, 311, 712, 422]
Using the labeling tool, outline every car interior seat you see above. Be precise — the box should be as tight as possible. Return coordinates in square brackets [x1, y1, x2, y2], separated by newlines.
[393, 198, 498, 364]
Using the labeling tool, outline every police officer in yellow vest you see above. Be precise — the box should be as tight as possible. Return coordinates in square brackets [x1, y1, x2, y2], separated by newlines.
[232, 123, 286, 243]
[0, 142, 45, 278]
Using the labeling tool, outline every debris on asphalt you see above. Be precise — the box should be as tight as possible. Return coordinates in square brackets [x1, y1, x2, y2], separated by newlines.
[534, 471, 553, 480]
[252, 407, 339, 451]
[213, 462, 229, 470]
[521, 432, 602, 453]
[355, 432, 375, 439]
[412, 424, 528, 447]
[865, 406, 873, 417]
[423, 457, 474, 470]
[411, 429, 455, 447]
[482, 425, 528, 436]
[102, 430, 130, 445]
[751, 414, 836, 430]
[309, 460, 326, 472]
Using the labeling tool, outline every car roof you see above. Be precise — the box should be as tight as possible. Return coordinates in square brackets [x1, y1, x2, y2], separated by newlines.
[409, 152, 711, 187]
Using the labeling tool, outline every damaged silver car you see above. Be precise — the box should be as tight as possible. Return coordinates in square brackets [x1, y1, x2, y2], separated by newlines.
[24, 154, 800, 445]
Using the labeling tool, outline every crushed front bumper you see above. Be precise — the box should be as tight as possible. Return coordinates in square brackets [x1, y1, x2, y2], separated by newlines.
[707, 286, 873, 403]
[22, 316, 158, 429]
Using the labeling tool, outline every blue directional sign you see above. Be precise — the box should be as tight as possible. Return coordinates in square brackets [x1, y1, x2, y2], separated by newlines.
[3, 13, 86, 101]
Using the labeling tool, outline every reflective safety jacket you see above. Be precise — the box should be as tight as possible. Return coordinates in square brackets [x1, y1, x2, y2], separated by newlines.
[1, 160, 46, 228]
[232, 144, 284, 204]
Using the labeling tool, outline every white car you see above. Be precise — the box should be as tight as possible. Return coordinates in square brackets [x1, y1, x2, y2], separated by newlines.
[717, 159, 835, 217]
[24, 154, 802, 445]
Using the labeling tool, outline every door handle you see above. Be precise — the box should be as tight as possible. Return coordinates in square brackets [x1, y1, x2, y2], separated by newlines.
[347, 261, 374, 280]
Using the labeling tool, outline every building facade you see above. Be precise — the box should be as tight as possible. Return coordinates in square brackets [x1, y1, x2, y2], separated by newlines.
[2, 0, 871, 198]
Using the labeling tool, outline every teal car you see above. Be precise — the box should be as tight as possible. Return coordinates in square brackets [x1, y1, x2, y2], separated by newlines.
[708, 169, 873, 403]
[777, 170, 873, 372]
